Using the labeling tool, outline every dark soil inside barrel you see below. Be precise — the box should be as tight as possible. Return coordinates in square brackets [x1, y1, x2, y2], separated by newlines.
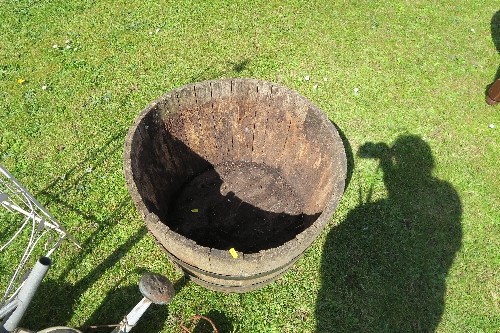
[167, 161, 318, 253]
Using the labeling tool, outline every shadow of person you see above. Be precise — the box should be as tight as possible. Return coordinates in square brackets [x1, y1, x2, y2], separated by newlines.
[316, 135, 462, 332]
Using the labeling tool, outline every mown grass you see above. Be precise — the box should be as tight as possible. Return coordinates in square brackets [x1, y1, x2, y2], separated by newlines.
[1, 1, 499, 332]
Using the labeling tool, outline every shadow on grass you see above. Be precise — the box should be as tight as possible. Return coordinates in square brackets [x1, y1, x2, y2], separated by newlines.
[22, 226, 148, 330]
[189, 310, 234, 333]
[78, 271, 187, 333]
[36, 130, 127, 223]
[485, 10, 500, 96]
[24, 268, 186, 333]
[316, 135, 462, 332]
[189, 58, 252, 83]
[20, 130, 156, 330]
[330, 121, 354, 191]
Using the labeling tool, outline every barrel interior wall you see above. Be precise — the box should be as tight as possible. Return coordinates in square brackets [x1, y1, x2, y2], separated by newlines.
[155, 84, 337, 212]
[129, 79, 341, 253]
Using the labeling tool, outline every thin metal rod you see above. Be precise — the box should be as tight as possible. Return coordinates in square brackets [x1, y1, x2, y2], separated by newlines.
[0, 201, 62, 233]
[0, 300, 18, 321]
[2, 229, 47, 304]
[0, 165, 81, 249]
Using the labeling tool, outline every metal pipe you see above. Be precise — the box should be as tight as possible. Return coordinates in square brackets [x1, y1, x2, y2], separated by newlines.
[0, 257, 51, 333]
[111, 297, 152, 333]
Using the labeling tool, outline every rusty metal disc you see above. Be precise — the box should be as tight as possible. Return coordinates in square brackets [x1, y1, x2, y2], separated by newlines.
[139, 273, 175, 305]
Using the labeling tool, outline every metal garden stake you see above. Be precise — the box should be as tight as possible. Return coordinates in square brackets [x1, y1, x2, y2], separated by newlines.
[112, 273, 175, 333]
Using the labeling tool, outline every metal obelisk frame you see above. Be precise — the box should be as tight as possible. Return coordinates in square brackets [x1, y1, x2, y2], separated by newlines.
[0, 164, 80, 319]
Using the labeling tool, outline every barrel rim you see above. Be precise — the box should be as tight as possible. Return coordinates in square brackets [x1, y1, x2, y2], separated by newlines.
[123, 78, 347, 283]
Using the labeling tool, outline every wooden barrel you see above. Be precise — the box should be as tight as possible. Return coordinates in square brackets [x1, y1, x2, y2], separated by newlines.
[124, 78, 347, 292]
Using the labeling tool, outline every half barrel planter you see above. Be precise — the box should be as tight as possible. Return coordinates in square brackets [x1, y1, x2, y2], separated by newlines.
[124, 78, 347, 292]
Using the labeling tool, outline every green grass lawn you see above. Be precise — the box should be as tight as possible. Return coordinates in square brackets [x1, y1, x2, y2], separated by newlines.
[1, 0, 499, 332]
